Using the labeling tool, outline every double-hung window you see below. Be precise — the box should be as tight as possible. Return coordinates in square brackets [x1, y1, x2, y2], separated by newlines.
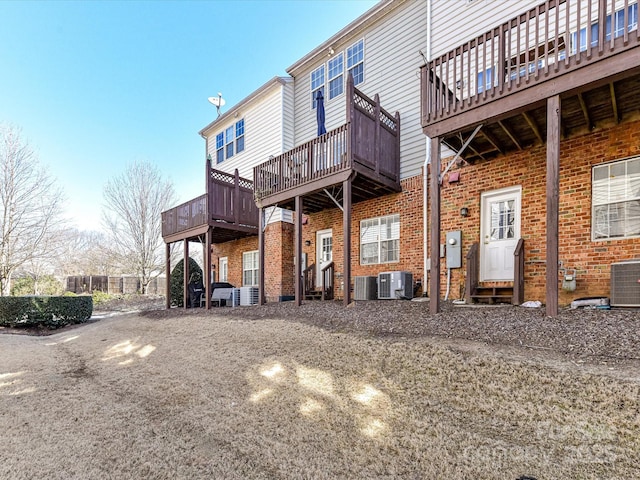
[235, 119, 245, 154]
[215, 133, 224, 164]
[242, 251, 259, 286]
[347, 39, 364, 85]
[225, 126, 234, 159]
[311, 65, 325, 109]
[592, 157, 640, 240]
[477, 66, 496, 94]
[328, 53, 344, 100]
[360, 214, 400, 265]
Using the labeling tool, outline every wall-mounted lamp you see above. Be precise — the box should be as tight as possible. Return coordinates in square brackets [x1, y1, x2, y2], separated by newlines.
[460, 207, 469, 217]
[304, 240, 312, 247]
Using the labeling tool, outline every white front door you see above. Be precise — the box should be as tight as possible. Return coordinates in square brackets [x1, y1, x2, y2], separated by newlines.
[316, 229, 333, 286]
[480, 187, 521, 281]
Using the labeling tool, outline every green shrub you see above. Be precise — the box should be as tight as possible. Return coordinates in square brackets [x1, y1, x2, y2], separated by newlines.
[91, 290, 113, 307]
[0, 296, 93, 329]
[170, 257, 202, 307]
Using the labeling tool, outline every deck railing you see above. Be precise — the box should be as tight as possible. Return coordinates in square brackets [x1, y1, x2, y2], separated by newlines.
[162, 194, 208, 238]
[422, 0, 639, 127]
[254, 76, 400, 204]
[161, 167, 258, 239]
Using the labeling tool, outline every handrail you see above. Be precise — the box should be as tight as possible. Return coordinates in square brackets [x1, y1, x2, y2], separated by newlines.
[303, 264, 316, 296]
[465, 243, 479, 304]
[321, 261, 335, 300]
[161, 194, 208, 237]
[513, 238, 525, 305]
[422, 0, 639, 127]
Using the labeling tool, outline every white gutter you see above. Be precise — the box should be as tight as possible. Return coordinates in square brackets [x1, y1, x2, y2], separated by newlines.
[422, 0, 432, 297]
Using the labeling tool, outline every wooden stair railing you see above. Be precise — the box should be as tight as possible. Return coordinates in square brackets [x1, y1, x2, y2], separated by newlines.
[303, 264, 316, 297]
[465, 243, 479, 305]
[321, 262, 334, 300]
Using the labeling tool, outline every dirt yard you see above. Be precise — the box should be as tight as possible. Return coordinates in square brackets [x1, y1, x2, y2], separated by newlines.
[1, 299, 639, 478]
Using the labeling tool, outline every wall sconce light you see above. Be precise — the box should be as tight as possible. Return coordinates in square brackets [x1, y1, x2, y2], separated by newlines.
[460, 207, 469, 217]
[304, 240, 311, 247]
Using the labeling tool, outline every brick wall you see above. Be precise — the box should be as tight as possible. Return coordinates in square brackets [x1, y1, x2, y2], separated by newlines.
[211, 221, 295, 302]
[211, 119, 640, 306]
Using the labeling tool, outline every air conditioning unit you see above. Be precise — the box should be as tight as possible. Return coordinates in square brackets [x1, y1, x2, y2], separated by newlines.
[240, 286, 259, 306]
[611, 260, 640, 307]
[378, 271, 413, 300]
[230, 288, 241, 307]
[354, 276, 377, 300]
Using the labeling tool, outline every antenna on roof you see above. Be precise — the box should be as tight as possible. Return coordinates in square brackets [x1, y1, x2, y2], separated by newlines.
[207, 92, 226, 118]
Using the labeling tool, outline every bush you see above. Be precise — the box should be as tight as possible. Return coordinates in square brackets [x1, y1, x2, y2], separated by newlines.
[170, 257, 202, 307]
[91, 290, 113, 307]
[0, 296, 93, 329]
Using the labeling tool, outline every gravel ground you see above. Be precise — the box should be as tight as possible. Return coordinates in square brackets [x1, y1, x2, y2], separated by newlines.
[142, 298, 640, 370]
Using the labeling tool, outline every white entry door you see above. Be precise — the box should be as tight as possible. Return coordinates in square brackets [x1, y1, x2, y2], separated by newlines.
[316, 229, 333, 286]
[480, 187, 521, 281]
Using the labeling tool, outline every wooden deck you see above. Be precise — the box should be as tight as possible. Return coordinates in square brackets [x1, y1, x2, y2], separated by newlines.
[254, 75, 401, 213]
[421, 0, 640, 157]
[161, 166, 258, 244]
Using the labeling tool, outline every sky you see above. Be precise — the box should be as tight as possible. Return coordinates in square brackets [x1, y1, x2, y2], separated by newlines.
[0, 0, 379, 231]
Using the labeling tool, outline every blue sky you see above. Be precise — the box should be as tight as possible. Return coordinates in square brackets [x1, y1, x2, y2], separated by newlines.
[0, 0, 378, 231]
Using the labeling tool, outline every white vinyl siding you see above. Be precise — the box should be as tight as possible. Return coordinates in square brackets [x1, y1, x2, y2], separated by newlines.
[204, 78, 294, 181]
[243, 251, 259, 286]
[289, 0, 429, 180]
[592, 157, 640, 240]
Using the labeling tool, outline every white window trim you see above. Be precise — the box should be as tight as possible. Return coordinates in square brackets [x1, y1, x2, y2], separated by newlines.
[347, 38, 365, 86]
[592, 155, 640, 241]
[328, 52, 344, 100]
[360, 214, 400, 265]
[242, 250, 259, 286]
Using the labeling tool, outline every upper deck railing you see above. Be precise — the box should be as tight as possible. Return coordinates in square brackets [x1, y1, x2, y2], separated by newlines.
[254, 75, 400, 204]
[421, 0, 639, 131]
[161, 166, 258, 240]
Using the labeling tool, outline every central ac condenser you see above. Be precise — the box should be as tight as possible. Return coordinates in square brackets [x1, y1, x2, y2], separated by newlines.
[377, 271, 413, 300]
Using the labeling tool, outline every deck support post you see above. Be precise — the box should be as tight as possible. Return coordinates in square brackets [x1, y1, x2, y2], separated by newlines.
[183, 239, 189, 310]
[295, 196, 303, 306]
[204, 229, 212, 309]
[258, 207, 265, 305]
[429, 137, 441, 314]
[546, 95, 560, 317]
[165, 243, 171, 309]
[343, 179, 352, 306]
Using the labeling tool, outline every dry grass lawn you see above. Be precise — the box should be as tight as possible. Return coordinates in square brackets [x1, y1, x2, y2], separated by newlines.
[1, 311, 639, 479]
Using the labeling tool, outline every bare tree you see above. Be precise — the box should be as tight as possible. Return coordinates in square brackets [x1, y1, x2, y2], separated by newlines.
[102, 160, 176, 294]
[0, 124, 66, 296]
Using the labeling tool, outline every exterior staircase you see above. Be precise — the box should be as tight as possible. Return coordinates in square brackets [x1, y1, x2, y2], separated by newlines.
[469, 285, 514, 304]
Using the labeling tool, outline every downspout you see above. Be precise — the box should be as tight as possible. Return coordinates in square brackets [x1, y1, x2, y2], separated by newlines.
[422, 0, 432, 297]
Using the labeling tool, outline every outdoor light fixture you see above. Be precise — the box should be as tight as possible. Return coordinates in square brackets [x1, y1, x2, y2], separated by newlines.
[460, 207, 469, 217]
[305, 240, 311, 247]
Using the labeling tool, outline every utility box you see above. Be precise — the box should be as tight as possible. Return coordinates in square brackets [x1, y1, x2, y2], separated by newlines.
[446, 231, 462, 269]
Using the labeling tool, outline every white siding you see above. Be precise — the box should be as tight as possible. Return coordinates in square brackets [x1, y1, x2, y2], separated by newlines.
[203, 81, 295, 181]
[431, 0, 540, 58]
[289, 1, 429, 180]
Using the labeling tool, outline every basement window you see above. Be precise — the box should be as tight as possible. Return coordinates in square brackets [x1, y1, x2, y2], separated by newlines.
[592, 157, 640, 240]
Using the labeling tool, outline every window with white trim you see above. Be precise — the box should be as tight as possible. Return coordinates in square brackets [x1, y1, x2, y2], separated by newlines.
[311, 65, 325, 109]
[592, 157, 640, 240]
[570, 3, 638, 54]
[225, 126, 234, 159]
[328, 52, 344, 100]
[235, 119, 245, 154]
[347, 39, 364, 85]
[242, 250, 259, 286]
[215, 133, 224, 164]
[360, 214, 400, 265]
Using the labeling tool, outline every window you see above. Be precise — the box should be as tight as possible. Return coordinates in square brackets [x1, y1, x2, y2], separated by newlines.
[219, 257, 228, 283]
[328, 52, 344, 100]
[571, 3, 638, 54]
[347, 39, 364, 85]
[360, 214, 400, 265]
[311, 65, 325, 109]
[243, 251, 259, 286]
[235, 119, 245, 154]
[592, 157, 640, 240]
[215, 133, 224, 164]
[225, 126, 234, 159]
[477, 66, 496, 94]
